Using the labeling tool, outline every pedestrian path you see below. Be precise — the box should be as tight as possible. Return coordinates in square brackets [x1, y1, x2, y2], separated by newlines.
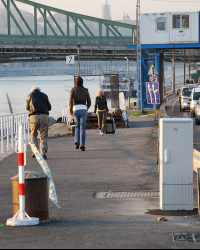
[0, 116, 199, 249]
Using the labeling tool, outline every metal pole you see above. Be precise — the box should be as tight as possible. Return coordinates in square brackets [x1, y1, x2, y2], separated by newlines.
[126, 57, 130, 109]
[34, 7, 37, 35]
[184, 49, 186, 85]
[136, 2, 139, 107]
[136, 0, 142, 114]
[7, 0, 11, 35]
[6, 93, 13, 114]
[99, 65, 101, 89]
[77, 45, 81, 76]
[172, 49, 175, 92]
[189, 49, 191, 80]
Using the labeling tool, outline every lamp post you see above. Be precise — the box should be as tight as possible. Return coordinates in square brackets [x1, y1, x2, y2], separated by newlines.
[136, 0, 142, 114]
[125, 57, 130, 109]
[77, 45, 81, 76]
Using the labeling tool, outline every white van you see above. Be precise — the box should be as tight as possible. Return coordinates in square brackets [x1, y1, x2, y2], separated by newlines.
[189, 88, 200, 117]
[179, 84, 197, 112]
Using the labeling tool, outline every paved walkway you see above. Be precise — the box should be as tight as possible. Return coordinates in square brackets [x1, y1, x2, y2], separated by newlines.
[0, 116, 200, 249]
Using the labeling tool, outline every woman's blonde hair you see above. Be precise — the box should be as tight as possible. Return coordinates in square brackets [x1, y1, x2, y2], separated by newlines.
[31, 87, 41, 93]
[98, 89, 104, 96]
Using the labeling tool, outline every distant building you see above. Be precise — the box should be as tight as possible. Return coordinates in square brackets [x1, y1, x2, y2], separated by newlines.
[122, 13, 136, 25]
[102, 0, 111, 20]
[115, 13, 136, 25]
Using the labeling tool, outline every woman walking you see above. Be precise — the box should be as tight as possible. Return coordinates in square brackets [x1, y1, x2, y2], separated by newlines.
[69, 77, 91, 151]
[94, 89, 109, 136]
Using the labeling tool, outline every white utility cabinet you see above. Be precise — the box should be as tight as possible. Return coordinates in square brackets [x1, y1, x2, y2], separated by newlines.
[159, 118, 193, 211]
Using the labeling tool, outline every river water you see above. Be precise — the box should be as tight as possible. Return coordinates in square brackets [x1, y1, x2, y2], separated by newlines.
[0, 74, 137, 119]
[0, 62, 188, 119]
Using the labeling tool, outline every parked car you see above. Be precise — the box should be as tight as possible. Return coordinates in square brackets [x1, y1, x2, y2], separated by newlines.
[189, 87, 200, 117]
[195, 98, 200, 125]
[179, 84, 197, 112]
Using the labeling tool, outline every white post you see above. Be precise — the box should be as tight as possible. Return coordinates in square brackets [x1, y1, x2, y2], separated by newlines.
[6, 116, 9, 151]
[6, 124, 39, 227]
[1, 117, 4, 153]
[11, 115, 14, 148]
[18, 125, 25, 220]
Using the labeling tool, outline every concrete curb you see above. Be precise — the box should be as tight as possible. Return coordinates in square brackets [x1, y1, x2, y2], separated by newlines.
[159, 104, 168, 119]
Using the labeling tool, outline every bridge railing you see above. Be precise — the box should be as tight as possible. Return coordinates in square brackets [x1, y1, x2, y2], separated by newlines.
[0, 112, 29, 154]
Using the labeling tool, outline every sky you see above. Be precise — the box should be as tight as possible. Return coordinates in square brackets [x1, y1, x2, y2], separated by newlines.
[15, 0, 200, 21]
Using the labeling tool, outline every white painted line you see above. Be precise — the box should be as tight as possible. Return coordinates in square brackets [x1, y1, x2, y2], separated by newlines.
[172, 99, 178, 110]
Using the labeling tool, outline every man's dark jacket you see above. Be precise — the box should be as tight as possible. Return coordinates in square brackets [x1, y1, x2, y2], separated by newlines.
[26, 89, 52, 116]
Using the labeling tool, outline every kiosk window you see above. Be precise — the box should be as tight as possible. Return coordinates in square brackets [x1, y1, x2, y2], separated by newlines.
[173, 15, 189, 29]
[156, 18, 166, 31]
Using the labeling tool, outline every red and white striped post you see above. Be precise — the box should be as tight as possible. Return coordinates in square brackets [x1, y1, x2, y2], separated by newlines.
[18, 125, 25, 220]
[7, 125, 39, 227]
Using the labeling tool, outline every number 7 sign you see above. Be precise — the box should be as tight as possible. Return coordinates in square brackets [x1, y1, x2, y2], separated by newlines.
[66, 55, 75, 65]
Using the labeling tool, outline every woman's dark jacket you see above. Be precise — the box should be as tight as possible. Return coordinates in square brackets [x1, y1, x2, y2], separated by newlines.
[69, 86, 91, 114]
[94, 96, 109, 113]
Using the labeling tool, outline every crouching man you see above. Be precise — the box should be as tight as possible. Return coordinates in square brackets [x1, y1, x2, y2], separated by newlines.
[26, 87, 52, 160]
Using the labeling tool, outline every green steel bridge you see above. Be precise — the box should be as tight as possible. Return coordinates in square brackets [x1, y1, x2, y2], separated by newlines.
[0, 0, 137, 62]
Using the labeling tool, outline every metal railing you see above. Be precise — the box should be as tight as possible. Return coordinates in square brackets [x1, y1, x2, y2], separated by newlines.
[62, 106, 70, 124]
[164, 92, 178, 104]
[0, 112, 29, 154]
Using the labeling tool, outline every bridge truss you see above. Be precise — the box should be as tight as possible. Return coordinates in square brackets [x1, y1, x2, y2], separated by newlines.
[0, 0, 137, 61]
[0, 1, 135, 44]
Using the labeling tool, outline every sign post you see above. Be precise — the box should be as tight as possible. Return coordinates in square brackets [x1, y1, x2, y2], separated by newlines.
[146, 82, 160, 121]
[147, 64, 160, 121]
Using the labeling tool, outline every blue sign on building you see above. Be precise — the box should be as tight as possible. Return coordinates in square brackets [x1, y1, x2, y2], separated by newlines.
[146, 82, 160, 105]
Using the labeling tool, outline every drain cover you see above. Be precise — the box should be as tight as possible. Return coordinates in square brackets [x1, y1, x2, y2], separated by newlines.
[173, 233, 195, 243]
[95, 191, 159, 199]
[173, 233, 200, 243]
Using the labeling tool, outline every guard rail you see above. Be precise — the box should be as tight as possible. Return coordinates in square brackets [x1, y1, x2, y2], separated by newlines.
[0, 113, 29, 154]
[164, 92, 177, 104]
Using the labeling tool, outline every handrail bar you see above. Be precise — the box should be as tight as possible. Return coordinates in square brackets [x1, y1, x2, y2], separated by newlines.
[0, 112, 29, 154]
